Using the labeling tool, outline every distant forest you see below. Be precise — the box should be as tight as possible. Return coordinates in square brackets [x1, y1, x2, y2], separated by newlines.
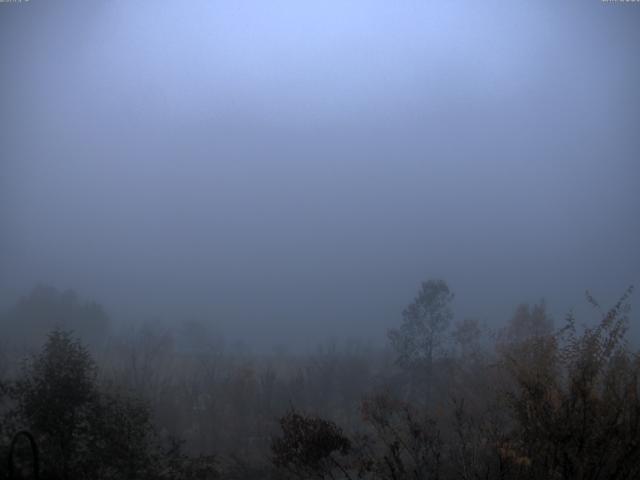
[0, 281, 638, 479]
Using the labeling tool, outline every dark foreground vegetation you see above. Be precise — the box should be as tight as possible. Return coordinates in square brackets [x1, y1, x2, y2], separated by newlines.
[0, 281, 638, 479]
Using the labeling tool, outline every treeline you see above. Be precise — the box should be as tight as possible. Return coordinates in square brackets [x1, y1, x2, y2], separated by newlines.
[0, 281, 638, 479]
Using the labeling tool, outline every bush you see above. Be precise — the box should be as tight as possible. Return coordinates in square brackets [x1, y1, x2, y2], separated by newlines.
[272, 410, 352, 479]
[501, 286, 640, 479]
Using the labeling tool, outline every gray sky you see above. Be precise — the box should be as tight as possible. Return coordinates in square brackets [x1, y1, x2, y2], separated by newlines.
[1, 0, 639, 349]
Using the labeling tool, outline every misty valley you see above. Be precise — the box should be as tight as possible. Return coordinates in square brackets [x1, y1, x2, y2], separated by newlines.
[2, 0, 639, 479]
[0, 281, 638, 479]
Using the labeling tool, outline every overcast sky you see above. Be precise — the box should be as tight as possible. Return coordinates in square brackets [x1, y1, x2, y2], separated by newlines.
[1, 0, 639, 349]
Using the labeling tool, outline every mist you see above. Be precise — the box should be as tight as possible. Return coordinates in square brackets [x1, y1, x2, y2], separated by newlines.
[2, 0, 639, 350]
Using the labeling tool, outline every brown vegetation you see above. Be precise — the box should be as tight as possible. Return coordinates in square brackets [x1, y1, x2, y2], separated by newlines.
[0, 283, 637, 479]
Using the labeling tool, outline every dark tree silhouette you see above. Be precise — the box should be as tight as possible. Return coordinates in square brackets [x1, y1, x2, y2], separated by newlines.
[6, 331, 159, 479]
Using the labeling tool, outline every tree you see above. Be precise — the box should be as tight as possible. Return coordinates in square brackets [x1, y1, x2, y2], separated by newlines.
[452, 318, 483, 358]
[388, 279, 454, 370]
[6, 330, 159, 480]
[1, 285, 110, 351]
[12, 330, 98, 479]
[500, 301, 553, 345]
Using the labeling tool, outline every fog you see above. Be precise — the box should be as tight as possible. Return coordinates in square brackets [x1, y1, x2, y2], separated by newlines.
[2, 0, 639, 350]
